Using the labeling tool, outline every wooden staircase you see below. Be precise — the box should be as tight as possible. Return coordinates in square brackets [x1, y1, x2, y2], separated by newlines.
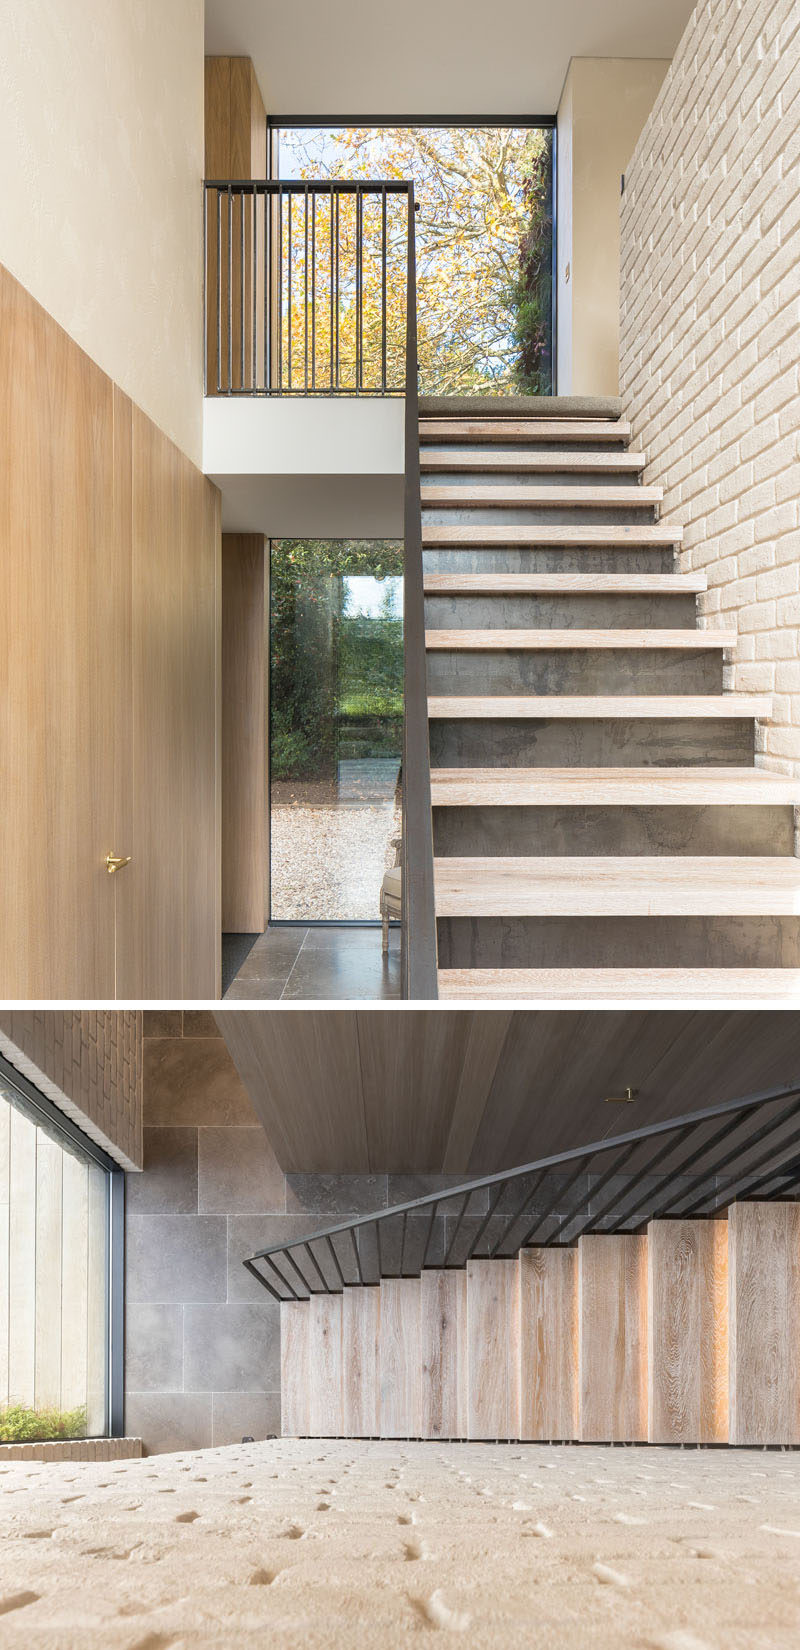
[418, 410, 800, 1000]
[281, 1200, 800, 1445]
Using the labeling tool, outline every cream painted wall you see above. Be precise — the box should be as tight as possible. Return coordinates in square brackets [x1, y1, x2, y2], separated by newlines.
[0, 1, 205, 465]
[556, 58, 669, 396]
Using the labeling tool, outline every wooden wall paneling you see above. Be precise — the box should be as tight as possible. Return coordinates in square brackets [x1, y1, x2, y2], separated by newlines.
[121, 408, 185, 997]
[221, 535, 268, 932]
[443, 1013, 513, 1175]
[0, 267, 117, 997]
[648, 1218, 728, 1444]
[307, 1294, 343, 1437]
[0, 1100, 10, 1406]
[220, 1012, 369, 1172]
[281, 1301, 311, 1437]
[205, 58, 267, 392]
[182, 465, 222, 998]
[579, 1233, 648, 1441]
[342, 1286, 380, 1437]
[418, 1270, 467, 1439]
[111, 388, 134, 999]
[379, 1278, 421, 1437]
[357, 1012, 474, 1171]
[60, 1153, 89, 1411]
[519, 1248, 578, 1440]
[8, 1107, 36, 1405]
[729, 1200, 800, 1446]
[34, 1133, 63, 1409]
[466, 1258, 520, 1439]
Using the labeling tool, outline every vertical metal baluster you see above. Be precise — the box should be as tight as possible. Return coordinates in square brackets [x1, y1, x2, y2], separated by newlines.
[203, 185, 208, 394]
[335, 190, 340, 391]
[304, 183, 309, 394]
[355, 184, 362, 393]
[214, 186, 221, 392]
[329, 183, 334, 391]
[398, 1209, 408, 1277]
[287, 191, 292, 391]
[240, 185, 245, 389]
[252, 186, 257, 392]
[381, 185, 387, 394]
[277, 188, 283, 392]
[311, 190, 316, 392]
[227, 185, 233, 394]
[264, 184, 270, 394]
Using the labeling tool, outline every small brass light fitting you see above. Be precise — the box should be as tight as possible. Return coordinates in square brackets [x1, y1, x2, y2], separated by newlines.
[604, 1086, 639, 1105]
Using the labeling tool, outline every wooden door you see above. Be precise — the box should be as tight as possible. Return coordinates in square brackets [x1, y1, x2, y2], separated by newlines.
[0, 269, 118, 996]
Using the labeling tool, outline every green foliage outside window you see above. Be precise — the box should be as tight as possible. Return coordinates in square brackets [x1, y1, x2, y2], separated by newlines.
[0, 1402, 88, 1443]
[271, 540, 403, 782]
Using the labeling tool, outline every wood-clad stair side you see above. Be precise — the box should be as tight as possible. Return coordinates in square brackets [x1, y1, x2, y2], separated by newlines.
[417, 407, 800, 998]
[279, 1199, 800, 1446]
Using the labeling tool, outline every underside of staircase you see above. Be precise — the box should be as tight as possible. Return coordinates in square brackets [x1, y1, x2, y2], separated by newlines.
[416, 401, 800, 1000]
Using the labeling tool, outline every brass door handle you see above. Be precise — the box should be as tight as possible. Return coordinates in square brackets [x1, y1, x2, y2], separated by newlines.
[105, 853, 131, 875]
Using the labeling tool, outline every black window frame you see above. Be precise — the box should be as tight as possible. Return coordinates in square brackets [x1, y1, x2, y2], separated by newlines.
[0, 1053, 125, 1439]
[267, 116, 558, 393]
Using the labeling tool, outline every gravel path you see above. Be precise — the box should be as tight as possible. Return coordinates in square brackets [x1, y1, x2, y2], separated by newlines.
[2, 1438, 800, 1647]
[271, 800, 401, 920]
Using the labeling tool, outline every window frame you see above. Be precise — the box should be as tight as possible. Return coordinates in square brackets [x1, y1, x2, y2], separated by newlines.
[267, 117, 558, 393]
[0, 1053, 125, 1439]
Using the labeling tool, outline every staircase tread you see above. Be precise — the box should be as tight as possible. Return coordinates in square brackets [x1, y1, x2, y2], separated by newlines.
[419, 419, 631, 442]
[423, 572, 706, 593]
[421, 484, 662, 507]
[429, 767, 800, 806]
[422, 523, 682, 545]
[420, 451, 646, 472]
[427, 693, 771, 719]
[437, 967, 800, 1000]
[425, 627, 736, 651]
[433, 855, 800, 916]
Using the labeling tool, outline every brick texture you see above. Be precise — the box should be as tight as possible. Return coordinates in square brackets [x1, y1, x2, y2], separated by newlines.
[620, 0, 800, 773]
[0, 1012, 142, 1170]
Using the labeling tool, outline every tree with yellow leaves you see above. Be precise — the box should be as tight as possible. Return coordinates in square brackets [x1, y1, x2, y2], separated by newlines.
[276, 125, 553, 395]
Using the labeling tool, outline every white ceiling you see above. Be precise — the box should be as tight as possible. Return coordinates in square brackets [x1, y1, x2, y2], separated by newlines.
[204, 0, 694, 117]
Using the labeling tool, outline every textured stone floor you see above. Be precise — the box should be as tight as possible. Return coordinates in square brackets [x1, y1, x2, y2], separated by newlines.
[1, 1439, 799, 1648]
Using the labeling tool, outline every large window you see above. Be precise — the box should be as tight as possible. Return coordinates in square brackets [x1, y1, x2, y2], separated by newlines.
[0, 1060, 122, 1442]
[270, 539, 403, 921]
[273, 124, 555, 396]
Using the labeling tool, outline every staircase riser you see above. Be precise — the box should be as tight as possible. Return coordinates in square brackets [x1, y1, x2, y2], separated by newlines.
[423, 505, 657, 527]
[423, 547, 677, 574]
[422, 468, 644, 488]
[426, 651, 723, 696]
[283, 1207, 800, 1444]
[424, 594, 699, 629]
[429, 718, 756, 768]
[433, 804, 795, 859]
[436, 915, 800, 969]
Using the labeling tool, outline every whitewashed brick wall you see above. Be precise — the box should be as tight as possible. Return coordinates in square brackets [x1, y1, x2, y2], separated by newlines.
[620, 0, 800, 772]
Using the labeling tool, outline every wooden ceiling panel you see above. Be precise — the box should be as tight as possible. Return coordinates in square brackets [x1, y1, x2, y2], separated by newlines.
[219, 1010, 367, 1172]
[356, 1009, 474, 1170]
[218, 1010, 800, 1178]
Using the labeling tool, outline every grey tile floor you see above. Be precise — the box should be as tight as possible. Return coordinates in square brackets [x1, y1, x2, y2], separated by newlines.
[223, 924, 401, 1000]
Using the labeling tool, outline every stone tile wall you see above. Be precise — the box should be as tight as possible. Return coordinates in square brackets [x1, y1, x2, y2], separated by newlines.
[126, 1013, 481, 1455]
[619, 0, 800, 773]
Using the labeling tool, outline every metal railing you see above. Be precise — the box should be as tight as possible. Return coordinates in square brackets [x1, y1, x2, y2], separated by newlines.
[400, 187, 438, 998]
[204, 179, 411, 395]
[244, 1080, 800, 1300]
